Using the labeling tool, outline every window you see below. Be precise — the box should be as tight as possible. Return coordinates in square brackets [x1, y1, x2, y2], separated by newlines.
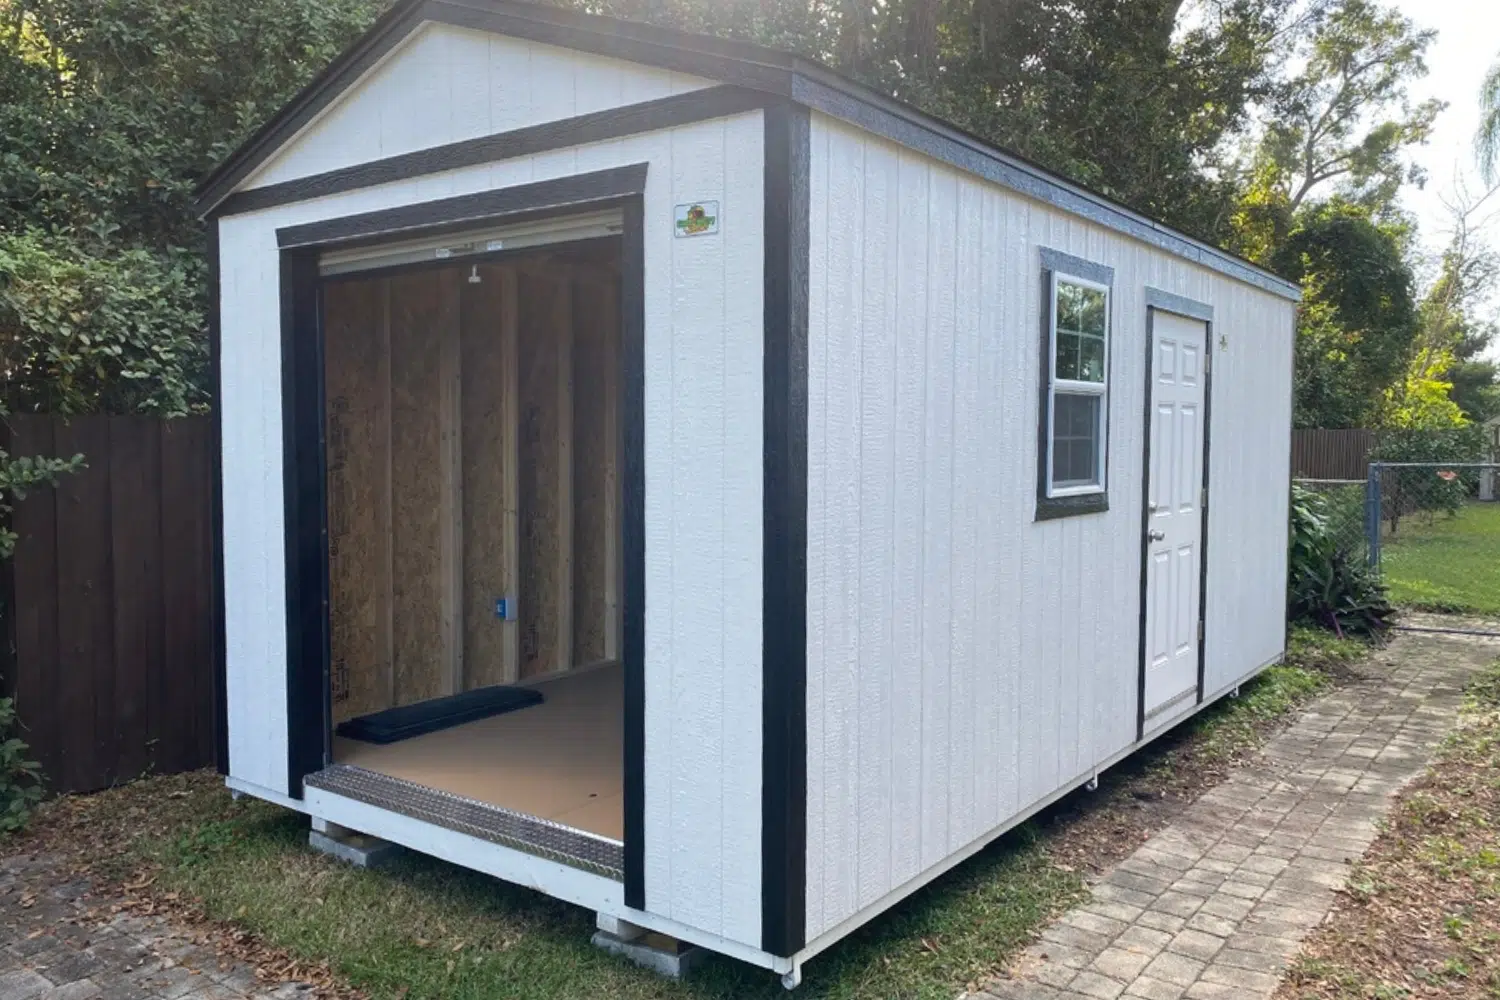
[1036, 249, 1113, 520]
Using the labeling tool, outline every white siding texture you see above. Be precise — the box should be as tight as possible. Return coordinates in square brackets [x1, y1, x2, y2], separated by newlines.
[218, 38, 762, 946]
[804, 113, 1294, 942]
[246, 22, 710, 188]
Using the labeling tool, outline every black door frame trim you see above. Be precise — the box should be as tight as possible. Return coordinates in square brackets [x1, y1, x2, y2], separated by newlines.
[761, 100, 810, 959]
[281, 249, 330, 794]
[276, 163, 647, 250]
[276, 169, 649, 909]
[1136, 294, 1215, 740]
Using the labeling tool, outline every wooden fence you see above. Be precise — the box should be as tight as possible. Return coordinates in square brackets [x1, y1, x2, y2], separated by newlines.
[1, 414, 218, 793]
[1291, 428, 1377, 482]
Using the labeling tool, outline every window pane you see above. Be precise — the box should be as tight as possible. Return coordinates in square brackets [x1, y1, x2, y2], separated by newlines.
[1052, 393, 1100, 488]
[1056, 280, 1084, 332]
[1076, 285, 1107, 336]
[1079, 333, 1105, 383]
[1055, 331, 1081, 380]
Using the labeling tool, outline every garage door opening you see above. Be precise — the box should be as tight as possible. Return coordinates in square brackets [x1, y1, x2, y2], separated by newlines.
[318, 228, 624, 846]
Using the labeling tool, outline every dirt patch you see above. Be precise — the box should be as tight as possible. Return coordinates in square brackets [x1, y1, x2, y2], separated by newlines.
[1275, 655, 1500, 1000]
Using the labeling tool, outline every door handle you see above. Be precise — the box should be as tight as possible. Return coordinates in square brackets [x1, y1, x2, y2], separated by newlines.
[1148, 529, 1166, 542]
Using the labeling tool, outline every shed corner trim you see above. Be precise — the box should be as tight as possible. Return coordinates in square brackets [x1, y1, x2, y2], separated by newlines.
[761, 98, 811, 959]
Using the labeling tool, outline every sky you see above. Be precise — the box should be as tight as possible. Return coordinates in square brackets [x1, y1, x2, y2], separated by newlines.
[1391, 0, 1497, 267]
[1389, 0, 1499, 356]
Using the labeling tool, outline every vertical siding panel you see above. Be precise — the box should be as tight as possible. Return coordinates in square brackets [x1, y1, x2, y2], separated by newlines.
[888, 149, 929, 888]
[919, 167, 957, 870]
[802, 116, 1294, 937]
[821, 122, 864, 929]
[487, 35, 531, 134]
[376, 27, 452, 161]
[641, 133, 676, 918]
[1000, 195, 1028, 820]
[249, 27, 699, 188]
[972, 188, 1004, 833]
[948, 178, 983, 850]
[804, 119, 830, 941]
[447, 27, 492, 155]
[665, 120, 727, 934]
[717, 114, 765, 946]
[856, 135, 898, 910]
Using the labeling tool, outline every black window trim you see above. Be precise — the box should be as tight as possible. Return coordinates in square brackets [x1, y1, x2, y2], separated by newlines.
[1036, 247, 1115, 522]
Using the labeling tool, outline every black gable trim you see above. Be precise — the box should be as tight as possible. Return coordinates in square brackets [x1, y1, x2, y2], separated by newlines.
[218, 86, 765, 218]
[198, 0, 1296, 299]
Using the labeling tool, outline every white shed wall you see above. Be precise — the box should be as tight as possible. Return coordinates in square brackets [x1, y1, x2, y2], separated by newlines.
[218, 61, 763, 944]
[246, 23, 710, 188]
[803, 114, 1293, 941]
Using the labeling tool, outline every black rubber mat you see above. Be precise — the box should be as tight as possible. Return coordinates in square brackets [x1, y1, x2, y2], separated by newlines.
[335, 686, 544, 744]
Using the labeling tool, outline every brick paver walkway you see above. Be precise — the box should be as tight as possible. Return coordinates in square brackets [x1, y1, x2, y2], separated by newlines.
[0, 854, 308, 1000]
[973, 630, 1497, 1000]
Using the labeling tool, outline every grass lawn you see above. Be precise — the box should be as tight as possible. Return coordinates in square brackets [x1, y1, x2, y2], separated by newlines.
[1277, 657, 1500, 1000]
[1383, 502, 1500, 615]
[12, 628, 1362, 1000]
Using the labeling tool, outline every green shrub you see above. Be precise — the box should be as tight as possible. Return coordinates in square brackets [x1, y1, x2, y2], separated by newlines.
[1288, 483, 1395, 636]
[0, 696, 43, 835]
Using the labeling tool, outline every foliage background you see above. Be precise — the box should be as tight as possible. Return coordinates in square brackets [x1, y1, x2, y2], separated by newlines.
[3, 0, 1493, 439]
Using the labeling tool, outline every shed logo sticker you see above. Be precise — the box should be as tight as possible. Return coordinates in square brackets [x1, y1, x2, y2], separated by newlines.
[674, 201, 719, 237]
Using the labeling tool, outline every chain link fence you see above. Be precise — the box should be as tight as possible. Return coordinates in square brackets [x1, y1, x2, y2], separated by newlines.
[1366, 463, 1500, 619]
[1291, 477, 1368, 563]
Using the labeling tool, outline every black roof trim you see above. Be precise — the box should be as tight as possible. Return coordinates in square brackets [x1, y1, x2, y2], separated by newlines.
[196, 0, 1299, 300]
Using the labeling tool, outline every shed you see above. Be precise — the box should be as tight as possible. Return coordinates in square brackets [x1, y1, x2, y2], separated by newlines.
[198, 0, 1299, 985]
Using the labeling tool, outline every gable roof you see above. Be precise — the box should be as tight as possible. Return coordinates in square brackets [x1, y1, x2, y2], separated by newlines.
[196, 0, 1300, 300]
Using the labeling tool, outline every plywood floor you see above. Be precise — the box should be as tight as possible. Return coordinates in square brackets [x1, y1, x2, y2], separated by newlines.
[334, 663, 622, 840]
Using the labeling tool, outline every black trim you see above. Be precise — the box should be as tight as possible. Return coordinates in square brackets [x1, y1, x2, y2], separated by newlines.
[1144, 288, 1214, 323]
[195, 0, 428, 213]
[218, 86, 766, 217]
[274, 164, 648, 868]
[281, 249, 331, 797]
[761, 100, 810, 959]
[1135, 309, 1156, 740]
[786, 74, 1296, 300]
[1197, 325, 1214, 704]
[276, 164, 648, 250]
[620, 197, 647, 911]
[208, 223, 229, 775]
[194, 0, 1297, 300]
[1035, 254, 1114, 522]
[433, 0, 793, 93]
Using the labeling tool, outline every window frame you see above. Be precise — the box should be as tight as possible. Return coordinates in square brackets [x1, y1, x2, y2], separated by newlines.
[1036, 248, 1115, 521]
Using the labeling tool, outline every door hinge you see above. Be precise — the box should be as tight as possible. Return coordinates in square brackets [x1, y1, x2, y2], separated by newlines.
[1201, 487, 1207, 508]
[1198, 620, 1205, 642]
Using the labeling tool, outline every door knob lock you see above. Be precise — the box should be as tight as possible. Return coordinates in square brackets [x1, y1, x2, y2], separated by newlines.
[1148, 529, 1166, 542]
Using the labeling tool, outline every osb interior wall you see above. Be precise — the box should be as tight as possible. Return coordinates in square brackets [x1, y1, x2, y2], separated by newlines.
[323, 246, 622, 722]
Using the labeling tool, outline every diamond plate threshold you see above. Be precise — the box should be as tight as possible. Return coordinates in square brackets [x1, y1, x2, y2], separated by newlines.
[304, 764, 624, 880]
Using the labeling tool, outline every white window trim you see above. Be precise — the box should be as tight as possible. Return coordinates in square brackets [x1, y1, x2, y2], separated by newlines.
[1045, 271, 1111, 499]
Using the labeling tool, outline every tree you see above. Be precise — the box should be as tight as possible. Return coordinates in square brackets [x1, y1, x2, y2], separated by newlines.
[1233, 0, 1441, 253]
[0, 0, 387, 418]
[1405, 181, 1500, 425]
[1480, 58, 1500, 185]
[1273, 200, 1420, 427]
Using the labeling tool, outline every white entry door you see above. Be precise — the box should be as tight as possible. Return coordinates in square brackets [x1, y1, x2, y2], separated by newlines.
[1142, 310, 1208, 723]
